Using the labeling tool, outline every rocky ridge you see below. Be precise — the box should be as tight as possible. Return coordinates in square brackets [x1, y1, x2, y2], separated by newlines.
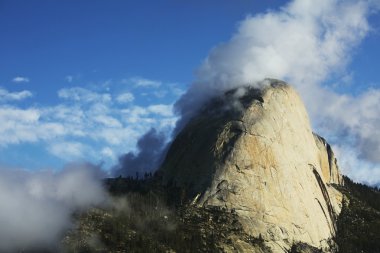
[159, 80, 344, 252]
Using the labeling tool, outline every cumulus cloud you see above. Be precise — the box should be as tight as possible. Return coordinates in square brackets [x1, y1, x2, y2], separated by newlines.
[177, 0, 370, 117]
[174, 0, 380, 184]
[0, 163, 107, 251]
[0, 106, 66, 146]
[0, 88, 33, 102]
[12, 76, 30, 83]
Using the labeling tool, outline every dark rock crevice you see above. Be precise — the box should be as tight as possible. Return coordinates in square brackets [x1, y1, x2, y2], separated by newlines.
[311, 167, 337, 233]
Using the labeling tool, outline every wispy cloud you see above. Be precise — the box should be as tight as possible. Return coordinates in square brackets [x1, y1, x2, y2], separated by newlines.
[168, 83, 185, 97]
[65, 75, 74, 83]
[121, 104, 175, 124]
[116, 92, 135, 103]
[48, 141, 88, 160]
[58, 87, 111, 104]
[93, 115, 123, 128]
[0, 88, 33, 102]
[12, 76, 30, 83]
[125, 77, 162, 88]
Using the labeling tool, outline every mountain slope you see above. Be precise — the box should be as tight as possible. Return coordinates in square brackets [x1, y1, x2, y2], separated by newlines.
[159, 80, 343, 252]
[335, 177, 380, 253]
[62, 175, 380, 253]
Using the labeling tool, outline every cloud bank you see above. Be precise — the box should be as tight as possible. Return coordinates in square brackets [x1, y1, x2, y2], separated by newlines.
[0, 163, 107, 251]
[175, 0, 380, 184]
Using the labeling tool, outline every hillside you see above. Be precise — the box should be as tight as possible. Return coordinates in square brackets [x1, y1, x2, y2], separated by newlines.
[61, 176, 380, 253]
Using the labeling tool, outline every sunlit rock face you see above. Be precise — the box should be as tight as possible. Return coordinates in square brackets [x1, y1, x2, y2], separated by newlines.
[159, 79, 344, 252]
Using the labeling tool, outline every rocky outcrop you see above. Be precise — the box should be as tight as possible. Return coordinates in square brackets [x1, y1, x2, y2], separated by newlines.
[159, 80, 344, 252]
[313, 134, 343, 186]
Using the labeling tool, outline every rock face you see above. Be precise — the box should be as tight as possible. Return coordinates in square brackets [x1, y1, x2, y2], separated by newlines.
[159, 80, 344, 252]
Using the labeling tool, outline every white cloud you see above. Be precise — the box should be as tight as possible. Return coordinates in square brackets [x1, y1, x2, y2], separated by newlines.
[101, 147, 116, 161]
[188, 0, 369, 94]
[12, 76, 30, 83]
[0, 77, 179, 168]
[58, 87, 111, 103]
[0, 107, 66, 146]
[0, 88, 33, 102]
[147, 104, 174, 117]
[121, 106, 150, 123]
[116, 92, 135, 103]
[0, 163, 107, 251]
[125, 77, 162, 88]
[121, 104, 174, 124]
[44, 105, 85, 126]
[0, 107, 40, 122]
[158, 117, 178, 130]
[317, 89, 380, 163]
[176, 0, 380, 185]
[48, 141, 87, 160]
[334, 144, 380, 185]
[93, 115, 123, 128]
[96, 127, 139, 145]
[153, 90, 168, 98]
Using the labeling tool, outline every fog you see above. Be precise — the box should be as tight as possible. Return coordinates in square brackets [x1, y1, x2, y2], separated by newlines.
[113, 128, 168, 177]
[0, 163, 107, 251]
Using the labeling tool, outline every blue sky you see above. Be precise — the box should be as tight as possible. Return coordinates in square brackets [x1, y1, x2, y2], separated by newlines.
[0, 0, 278, 91]
[0, 0, 280, 170]
[1, 0, 380, 183]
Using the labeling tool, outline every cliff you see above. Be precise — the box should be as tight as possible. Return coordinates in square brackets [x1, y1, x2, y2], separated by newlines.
[159, 80, 344, 252]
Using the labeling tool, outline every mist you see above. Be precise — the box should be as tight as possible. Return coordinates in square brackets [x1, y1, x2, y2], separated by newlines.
[0, 163, 107, 252]
[113, 128, 168, 177]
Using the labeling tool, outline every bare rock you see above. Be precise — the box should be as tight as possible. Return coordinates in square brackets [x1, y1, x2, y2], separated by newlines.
[159, 79, 343, 252]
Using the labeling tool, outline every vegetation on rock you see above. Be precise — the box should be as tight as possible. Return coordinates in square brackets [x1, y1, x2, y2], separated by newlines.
[63, 177, 271, 253]
[61, 176, 380, 253]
